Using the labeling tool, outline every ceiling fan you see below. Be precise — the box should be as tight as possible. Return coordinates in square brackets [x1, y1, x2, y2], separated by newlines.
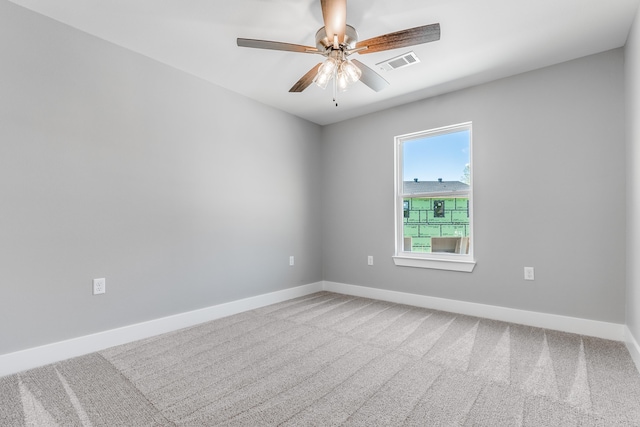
[237, 0, 440, 105]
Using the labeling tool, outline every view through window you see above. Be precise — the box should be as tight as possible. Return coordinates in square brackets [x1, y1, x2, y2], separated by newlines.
[394, 122, 474, 271]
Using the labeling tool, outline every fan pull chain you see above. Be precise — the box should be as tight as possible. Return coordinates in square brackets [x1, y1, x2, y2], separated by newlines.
[333, 69, 338, 107]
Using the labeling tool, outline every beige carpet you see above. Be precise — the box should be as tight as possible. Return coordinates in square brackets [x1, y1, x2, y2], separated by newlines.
[2, 291, 640, 426]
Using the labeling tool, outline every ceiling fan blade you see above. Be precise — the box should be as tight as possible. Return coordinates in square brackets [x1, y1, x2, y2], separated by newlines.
[289, 63, 323, 92]
[356, 23, 440, 54]
[237, 38, 318, 53]
[321, 0, 347, 46]
[351, 59, 389, 92]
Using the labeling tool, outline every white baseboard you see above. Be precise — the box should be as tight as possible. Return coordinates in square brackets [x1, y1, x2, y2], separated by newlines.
[0, 282, 323, 378]
[1, 280, 631, 378]
[323, 281, 626, 341]
[626, 327, 640, 374]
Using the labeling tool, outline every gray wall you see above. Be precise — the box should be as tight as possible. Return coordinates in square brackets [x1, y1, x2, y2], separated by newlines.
[627, 5, 640, 344]
[322, 49, 626, 323]
[0, 1, 323, 355]
[1, 0, 633, 357]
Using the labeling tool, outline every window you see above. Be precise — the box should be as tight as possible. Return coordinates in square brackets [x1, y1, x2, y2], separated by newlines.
[393, 122, 475, 272]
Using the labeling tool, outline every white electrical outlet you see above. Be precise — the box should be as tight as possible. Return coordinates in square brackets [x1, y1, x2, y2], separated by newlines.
[524, 267, 535, 281]
[289, 256, 295, 266]
[367, 256, 374, 266]
[93, 278, 106, 295]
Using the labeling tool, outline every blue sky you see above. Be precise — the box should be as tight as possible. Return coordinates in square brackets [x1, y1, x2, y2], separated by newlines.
[402, 130, 470, 182]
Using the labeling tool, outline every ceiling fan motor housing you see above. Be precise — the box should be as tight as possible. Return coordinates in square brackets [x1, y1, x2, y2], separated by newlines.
[316, 24, 358, 51]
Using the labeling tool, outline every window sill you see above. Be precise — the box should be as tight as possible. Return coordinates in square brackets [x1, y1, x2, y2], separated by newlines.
[392, 255, 476, 272]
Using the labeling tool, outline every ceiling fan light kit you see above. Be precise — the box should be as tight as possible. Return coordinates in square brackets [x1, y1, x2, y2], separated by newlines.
[237, 0, 440, 105]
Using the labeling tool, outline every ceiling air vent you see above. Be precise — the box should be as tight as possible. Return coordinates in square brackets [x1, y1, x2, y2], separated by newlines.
[376, 51, 420, 72]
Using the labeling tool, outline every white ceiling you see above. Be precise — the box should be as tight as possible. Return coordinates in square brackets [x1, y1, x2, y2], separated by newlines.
[9, 0, 640, 125]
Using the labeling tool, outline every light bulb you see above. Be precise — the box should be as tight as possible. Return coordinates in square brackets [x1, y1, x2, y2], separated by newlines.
[336, 69, 349, 92]
[314, 71, 331, 89]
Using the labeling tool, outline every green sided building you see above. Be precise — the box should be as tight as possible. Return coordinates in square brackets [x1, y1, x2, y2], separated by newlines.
[402, 180, 470, 254]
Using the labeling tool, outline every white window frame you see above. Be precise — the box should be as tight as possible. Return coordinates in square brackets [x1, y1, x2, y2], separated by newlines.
[393, 122, 476, 272]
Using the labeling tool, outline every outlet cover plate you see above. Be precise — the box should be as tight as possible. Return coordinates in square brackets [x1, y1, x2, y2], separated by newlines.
[524, 267, 534, 281]
[93, 278, 106, 295]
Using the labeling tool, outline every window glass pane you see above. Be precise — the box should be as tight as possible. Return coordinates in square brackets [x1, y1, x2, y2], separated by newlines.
[402, 197, 470, 253]
[402, 129, 470, 195]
